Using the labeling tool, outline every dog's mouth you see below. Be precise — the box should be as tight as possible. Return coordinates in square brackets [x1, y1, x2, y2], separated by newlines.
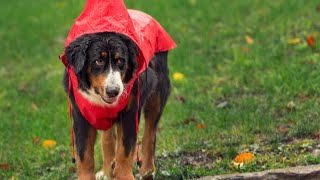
[100, 96, 118, 105]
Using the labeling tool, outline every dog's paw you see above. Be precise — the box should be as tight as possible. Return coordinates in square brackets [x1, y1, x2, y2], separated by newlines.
[139, 170, 155, 180]
[95, 171, 109, 180]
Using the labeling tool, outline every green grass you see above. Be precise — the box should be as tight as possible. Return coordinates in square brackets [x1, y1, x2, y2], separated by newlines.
[1, 0, 320, 179]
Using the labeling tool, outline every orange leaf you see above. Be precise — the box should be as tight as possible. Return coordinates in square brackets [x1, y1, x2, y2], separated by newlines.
[234, 152, 255, 163]
[307, 35, 316, 48]
[245, 35, 254, 44]
[196, 123, 206, 129]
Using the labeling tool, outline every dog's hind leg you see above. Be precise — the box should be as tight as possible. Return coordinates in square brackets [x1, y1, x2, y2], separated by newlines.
[140, 92, 161, 179]
[140, 51, 170, 179]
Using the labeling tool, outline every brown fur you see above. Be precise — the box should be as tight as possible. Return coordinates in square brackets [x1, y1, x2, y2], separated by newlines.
[101, 127, 116, 177]
[112, 121, 136, 180]
[88, 68, 107, 95]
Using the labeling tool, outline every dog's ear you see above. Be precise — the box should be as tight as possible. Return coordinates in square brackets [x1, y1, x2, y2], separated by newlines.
[65, 34, 93, 74]
[119, 35, 139, 82]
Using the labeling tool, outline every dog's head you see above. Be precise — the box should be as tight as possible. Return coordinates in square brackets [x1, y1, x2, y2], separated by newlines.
[65, 32, 138, 106]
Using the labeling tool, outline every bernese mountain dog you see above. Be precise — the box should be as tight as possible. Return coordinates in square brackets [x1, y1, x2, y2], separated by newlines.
[63, 32, 171, 179]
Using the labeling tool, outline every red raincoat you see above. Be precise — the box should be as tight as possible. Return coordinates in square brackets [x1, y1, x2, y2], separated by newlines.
[60, 0, 176, 131]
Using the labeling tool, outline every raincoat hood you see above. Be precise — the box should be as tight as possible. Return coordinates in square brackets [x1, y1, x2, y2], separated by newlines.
[60, 0, 176, 130]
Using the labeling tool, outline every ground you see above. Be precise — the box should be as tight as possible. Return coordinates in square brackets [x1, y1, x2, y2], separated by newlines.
[1, 0, 320, 179]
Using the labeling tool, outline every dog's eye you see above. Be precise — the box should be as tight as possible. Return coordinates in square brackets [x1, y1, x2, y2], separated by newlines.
[117, 59, 124, 69]
[95, 59, 105, 66]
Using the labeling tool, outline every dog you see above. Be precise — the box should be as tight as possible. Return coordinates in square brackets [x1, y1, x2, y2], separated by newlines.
[60, 1, 176, 179]
[63, 32, 171, 179]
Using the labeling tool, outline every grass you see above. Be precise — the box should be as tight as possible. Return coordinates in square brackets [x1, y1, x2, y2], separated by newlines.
[1, 0, 320, 179]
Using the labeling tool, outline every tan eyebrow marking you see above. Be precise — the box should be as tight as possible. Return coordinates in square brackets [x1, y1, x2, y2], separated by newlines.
[101, 51, 108, 58]
[115, 52, 120, 59]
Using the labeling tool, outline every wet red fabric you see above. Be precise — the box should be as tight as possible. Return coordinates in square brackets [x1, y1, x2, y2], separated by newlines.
[60, 0, 176, 130]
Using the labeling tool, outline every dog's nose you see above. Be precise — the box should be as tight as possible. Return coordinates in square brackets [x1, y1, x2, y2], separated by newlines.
[106, 86, 120, 98]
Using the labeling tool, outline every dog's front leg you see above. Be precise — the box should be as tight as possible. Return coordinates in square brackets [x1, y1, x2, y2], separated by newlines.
[112, 101, 139, 180]
[72, 107, 97, 180]
[100, 126, 116, 177]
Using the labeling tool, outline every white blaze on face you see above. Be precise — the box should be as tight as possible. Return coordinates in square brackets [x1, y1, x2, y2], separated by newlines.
[105, 67, 124, 98]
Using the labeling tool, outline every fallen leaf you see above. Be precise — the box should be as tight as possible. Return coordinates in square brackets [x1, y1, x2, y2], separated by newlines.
[173, 72, 185, 81]
[288, 38, 301, 45]
[31, 103, 38, 111]
[216, 101, 229, 108]
[196, 123, 206, 129]
[245, 35, 254, 44]
[174, 95, 186, 103]
[33, 137, 41, 144]
[307, 35, 316, 48]
[42, 140, 57, 149]
[183, 118, 197, 125]
[0, 164, 9, 170]
[234, 152, 255, 163]
[232, 152, 254, 167]
[286, 101, 296, 110]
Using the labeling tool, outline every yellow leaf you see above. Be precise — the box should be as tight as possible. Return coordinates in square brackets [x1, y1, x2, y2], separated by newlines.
[173, 72, 185, 81]
[31, 103, 38, 111]
[245, 35, 254, 44]
[288, 38, 301, 45]
[42, 140, 57, 149]
[286, 101, 296, 110]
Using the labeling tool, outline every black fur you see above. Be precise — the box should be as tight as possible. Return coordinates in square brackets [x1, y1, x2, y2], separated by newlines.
[63, 32, 170, 162]
[119, 67, 157, 156]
